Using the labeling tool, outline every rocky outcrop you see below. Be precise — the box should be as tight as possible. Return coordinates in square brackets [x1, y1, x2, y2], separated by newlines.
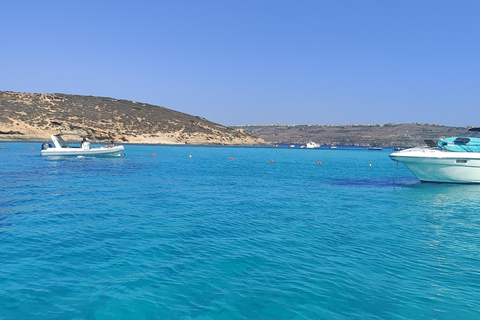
[0, 91, 265, 145]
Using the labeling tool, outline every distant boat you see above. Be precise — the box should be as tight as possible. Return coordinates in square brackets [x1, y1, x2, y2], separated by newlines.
[329, 145, 337, 149]
[366, 144, 382, 151]
[305, 142, 320, 149]
[41, 133, 124, 157]
[289, 144, 295, 148]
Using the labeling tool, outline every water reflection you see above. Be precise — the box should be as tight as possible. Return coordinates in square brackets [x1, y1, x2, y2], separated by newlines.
[401, 182, 480, 208]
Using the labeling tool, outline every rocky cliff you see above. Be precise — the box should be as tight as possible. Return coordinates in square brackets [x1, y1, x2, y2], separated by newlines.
[0, 91, 264, 145]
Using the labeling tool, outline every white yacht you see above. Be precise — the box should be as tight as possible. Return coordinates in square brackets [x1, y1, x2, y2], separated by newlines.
[389, 128, 480, 183]
[305, 142, 320, 149]
[41, 133, 125, 157]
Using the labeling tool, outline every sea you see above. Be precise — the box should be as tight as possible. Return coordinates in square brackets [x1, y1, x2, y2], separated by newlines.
[1, 142, 480, 320]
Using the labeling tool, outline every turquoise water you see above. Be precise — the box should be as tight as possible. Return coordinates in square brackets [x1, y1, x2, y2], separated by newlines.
[2, 143, 480, 319]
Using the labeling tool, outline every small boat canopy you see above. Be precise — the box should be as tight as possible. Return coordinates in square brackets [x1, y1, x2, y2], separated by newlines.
[54, 133, 89, 137]
[51, 133, 90, 149]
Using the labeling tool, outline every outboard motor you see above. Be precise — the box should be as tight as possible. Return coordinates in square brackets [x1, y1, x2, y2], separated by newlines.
[42, 143, 52, 150]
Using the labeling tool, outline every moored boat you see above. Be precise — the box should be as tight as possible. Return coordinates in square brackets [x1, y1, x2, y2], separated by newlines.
[41, 133, 125, 157]
[305, 142, 320, 149]
[367, 144, 382, 150]
[389, 128, 480, 183]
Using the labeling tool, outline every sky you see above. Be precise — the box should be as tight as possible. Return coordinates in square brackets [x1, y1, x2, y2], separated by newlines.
[1, 1, 479, 127]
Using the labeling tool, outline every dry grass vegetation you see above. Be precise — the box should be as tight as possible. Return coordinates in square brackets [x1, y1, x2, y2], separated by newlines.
[0, 91, 264, 145]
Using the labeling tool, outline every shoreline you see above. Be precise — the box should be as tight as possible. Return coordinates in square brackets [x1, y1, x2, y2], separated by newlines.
[0, 139, 392, 149]
[0, 137, 269, 147]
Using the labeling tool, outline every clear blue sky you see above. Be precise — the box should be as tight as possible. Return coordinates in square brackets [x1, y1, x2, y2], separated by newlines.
[1, 1, 479, 127]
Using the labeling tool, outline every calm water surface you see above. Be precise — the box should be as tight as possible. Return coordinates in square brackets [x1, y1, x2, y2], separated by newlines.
[1, 143, 480, 319]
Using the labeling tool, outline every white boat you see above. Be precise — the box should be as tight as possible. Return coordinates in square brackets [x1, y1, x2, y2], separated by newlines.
[41, 133, 125, 157]
[305, 142, 320, 149]
[389, 128, 480, 183]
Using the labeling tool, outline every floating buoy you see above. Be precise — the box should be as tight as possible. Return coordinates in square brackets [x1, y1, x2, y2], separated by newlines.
[152, 154, 156, 156]
[229, 157, 234, 160]
[189, 155, 192, 158]
[31, 148, 35, 150]
[369, 164, 372, 167]
[1, 147, 5, 149]
[317, 161, 322, 164]
[269, 159, 274, 162]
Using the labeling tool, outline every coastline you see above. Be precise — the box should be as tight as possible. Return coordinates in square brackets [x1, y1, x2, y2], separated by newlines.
[0, 135, 268, 146]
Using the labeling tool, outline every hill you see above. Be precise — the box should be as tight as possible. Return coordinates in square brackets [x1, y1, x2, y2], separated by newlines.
[0, 91, 264, 145]
[231, 123, 473, 147]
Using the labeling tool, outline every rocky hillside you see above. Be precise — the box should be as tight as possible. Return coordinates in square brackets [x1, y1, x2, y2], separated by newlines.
[231, 123, 473, 147]
[0, 91, 264, 145]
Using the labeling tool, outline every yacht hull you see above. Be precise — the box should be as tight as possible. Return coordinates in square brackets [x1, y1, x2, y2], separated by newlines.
[389, 147, 480, 183]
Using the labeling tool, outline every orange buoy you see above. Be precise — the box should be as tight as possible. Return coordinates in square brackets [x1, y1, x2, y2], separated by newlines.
[269, 159, 274, 162]
[31, 148, 35, 150]
[152, 154, 156, 156]
[229, 157, 234, 160]
[317, 161, 322, 164]
[1, 146, 5, 149]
